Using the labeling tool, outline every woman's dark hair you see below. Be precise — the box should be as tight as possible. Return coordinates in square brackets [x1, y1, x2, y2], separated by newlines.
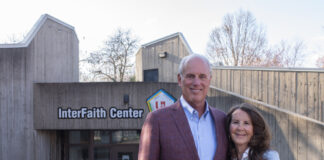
[226, 103, 271, 160]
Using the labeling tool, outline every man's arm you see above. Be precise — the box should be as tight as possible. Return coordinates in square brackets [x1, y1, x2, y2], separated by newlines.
[138, 112, 160, 160]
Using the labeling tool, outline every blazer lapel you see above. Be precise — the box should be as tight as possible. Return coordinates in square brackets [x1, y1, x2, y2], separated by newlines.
[170, 101, 199, 159]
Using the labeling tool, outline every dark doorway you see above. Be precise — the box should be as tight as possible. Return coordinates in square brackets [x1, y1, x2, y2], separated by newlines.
[144, 69, 158, 82]
[65, 130, 140, 160]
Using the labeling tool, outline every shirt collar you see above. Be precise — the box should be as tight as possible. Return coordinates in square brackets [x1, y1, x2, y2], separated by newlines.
[231, 148, 250, 160]
[180, 96, 209, 117]
[241, 147, 250, 160]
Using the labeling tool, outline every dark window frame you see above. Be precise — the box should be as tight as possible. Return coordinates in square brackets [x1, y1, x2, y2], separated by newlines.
[64, 130, 140, 160]
[143, 69, 158, 82]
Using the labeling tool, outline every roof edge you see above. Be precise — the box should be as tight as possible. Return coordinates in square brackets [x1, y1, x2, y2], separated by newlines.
[141, 32, 194, 54]
[212, 66, 324, 72]
[0, 14, 77, 48]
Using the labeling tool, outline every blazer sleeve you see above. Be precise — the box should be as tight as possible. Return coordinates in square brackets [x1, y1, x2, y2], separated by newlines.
[138, 112, 160, 160]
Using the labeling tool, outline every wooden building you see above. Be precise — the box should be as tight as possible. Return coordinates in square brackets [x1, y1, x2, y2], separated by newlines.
[0, 15, 186, 160]
[135, 32, 193, 82]
[33, 82, 181, 160]
[0, 14, 78, 160]
[1, 14, 323, 160]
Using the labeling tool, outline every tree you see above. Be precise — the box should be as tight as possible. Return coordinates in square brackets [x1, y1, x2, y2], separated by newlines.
[1, 33, 26, 44]
[261, 41, 305, 67]
[207, 10, 305, 67]
[316, 56, 324, 68]
[84, 28, 139, 82]
[316, 27, 324, 68]
[207, 10, 267, 66]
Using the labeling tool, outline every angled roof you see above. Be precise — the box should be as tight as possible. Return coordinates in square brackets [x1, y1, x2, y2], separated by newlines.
[0, 14, 77, 48]
[141, 32, 194, 54]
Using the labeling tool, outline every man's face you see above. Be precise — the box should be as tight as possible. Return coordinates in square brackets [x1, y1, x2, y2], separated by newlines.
[178, 57, 211, 107]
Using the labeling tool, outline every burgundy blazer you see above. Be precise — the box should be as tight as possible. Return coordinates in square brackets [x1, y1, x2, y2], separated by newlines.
[138, 101, 228, 160]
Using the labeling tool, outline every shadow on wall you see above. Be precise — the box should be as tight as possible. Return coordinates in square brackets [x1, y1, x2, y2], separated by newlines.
[207, 88, 324, 159]
[165, 52, 182, 65]
[206, 89, 296, 159]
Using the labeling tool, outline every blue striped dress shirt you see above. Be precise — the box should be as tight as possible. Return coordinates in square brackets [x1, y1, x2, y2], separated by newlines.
[180, 96, 217, 160]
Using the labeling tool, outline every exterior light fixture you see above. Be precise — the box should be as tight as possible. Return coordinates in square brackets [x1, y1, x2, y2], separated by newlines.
[123, 94, 129, 105]
[159, 51, 168, 58]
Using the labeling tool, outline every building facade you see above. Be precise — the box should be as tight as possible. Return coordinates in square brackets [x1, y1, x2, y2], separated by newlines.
[0, 14, 184, 160]
[0, 14, 78, 160]
[1, 14, 323, 160]
[135, 32, 193, 82]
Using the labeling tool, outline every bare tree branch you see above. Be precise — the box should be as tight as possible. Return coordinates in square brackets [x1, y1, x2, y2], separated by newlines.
[207, 10, 267, 66]
[207, 9, 305, 67]
[84, 28, 139, 82]
[316, 56, 324, 68]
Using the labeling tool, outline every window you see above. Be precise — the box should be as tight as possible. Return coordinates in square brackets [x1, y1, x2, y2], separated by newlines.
[144, 69, 158, 82]
[66, 130, 140, 160]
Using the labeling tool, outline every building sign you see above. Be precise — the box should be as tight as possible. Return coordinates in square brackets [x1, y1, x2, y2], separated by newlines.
[146, 88, 176, 112]
[109, 107, 144, 119]
[58, 107, 107, 119]
[58, 107, 144, 119]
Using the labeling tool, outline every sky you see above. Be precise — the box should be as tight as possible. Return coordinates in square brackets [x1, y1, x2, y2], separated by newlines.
[1, 0, 323, 67]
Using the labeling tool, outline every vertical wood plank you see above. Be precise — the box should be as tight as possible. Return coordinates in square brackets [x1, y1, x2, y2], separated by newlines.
[230, 69, 234, 92]
[307, 73, 319, 120]
[251, 70, 259, 100]
[278, 72, 287, 109]
[257, 70, 263, 101]
[322, 125, 324, 160]
[297, 72, 308, 116]
[279, 72, 296, 111]
[262, 71, 269, 104]
[243, 70, 252, 98]
[289, 72, 297, 113]
[233, 69, 241, 94]
[307, 122, 323, 160]
[239, 70, 243, 95]
[217, 69, 222, 88]
[227, 69, 231, 91]
[240, 70, 245, 96]
[275, 110, 289, 160]
[288, 115, 298, 160]
[268, 71, 275, 105]
[221, 69, 227, 90]
[319, 73, 324, 122]
[274, 71, 280, 107]
[211, 69, 217, 87]
[297, 117, 307, 160]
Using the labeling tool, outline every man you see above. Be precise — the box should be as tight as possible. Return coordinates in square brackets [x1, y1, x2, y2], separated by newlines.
[138, 54, 228, 160]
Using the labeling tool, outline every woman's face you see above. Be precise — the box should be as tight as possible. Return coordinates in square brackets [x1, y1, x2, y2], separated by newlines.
[229, 109, 254, 149]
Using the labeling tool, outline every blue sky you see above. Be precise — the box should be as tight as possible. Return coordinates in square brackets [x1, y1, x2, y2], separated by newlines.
[1, 0, 323, 67]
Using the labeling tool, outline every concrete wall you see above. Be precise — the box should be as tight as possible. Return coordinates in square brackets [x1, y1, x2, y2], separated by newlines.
[0, 14, 78, 160]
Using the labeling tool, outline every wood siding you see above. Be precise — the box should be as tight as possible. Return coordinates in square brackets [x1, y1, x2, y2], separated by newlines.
[207, 87, 324, 160]
[0, 15, 78, 160]
[34, 82, 181, 130]
[211, 68, 324, 122]
[135, 34, 190, 82]
[34, 80, 324, 159]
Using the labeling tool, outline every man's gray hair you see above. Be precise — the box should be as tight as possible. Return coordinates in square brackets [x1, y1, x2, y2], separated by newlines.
[178, 54, 211, 76]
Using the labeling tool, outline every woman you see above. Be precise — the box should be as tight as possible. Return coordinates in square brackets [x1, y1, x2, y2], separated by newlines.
[226, 103, 280, 160]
